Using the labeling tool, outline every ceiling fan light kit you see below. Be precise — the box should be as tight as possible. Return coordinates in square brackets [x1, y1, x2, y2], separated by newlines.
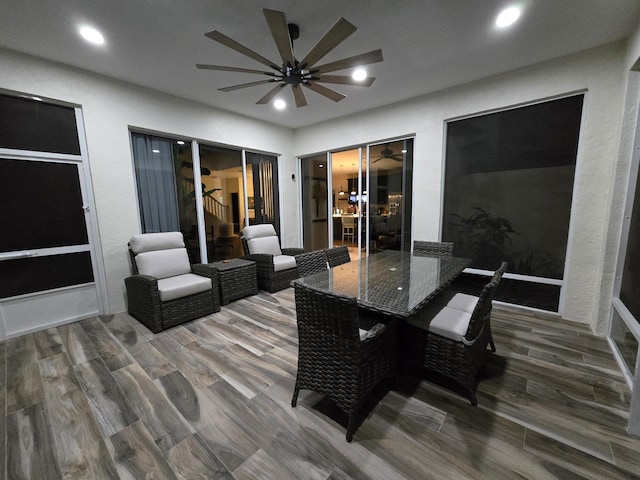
[197, 8, 383, 108]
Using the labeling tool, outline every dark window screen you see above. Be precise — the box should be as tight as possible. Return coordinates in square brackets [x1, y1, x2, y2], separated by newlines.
[442, 95, 583, 310]
[0, 158, 89, 252]
[620, 165, 640, 322]
[0, 94, 81, 154]
[0, 252, 94, 299]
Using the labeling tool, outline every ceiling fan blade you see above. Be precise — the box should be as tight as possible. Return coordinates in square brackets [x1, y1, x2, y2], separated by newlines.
[313, 49, 384, 74]
[314, 74, 375, 87]
[291, 85, 308, 108]
[205, 30, 279, 70]
[299, 17, 357, 68]
[219, 79, 276, 92]
[256, 84, 286, 104]
[390, 155, 404, 162]
[196, 64, 276, 76]
[303, 82, 346, 102]
[263, 9, 295, 66]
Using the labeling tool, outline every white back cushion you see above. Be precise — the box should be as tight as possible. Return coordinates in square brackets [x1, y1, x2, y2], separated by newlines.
[135, 248, 191, 279]
[129, 232, 185, 254]
[242, 224, 277, 241]
[247, 236, 282, 256]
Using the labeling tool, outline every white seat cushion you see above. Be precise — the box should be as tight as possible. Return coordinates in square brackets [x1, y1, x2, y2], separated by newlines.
[157, 273, 212, 302]
[407, 304, 472, 342]
[135, 248, 191, 279]
[247, 236, 282, 256]
[129, 232, 184, 254]
[434, 290, 479, 313]
[242, 224, 277, 241]
[273, 255, 297, 272]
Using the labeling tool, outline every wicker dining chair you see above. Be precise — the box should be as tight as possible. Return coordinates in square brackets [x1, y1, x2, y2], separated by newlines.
[325, 245, 351, 268]
[432, 261, 507, 352]
[295, 250, 328, 277]
[403, 266, 503, 406]
[291, 282, 396, 442]
[413, 240, 454, 256]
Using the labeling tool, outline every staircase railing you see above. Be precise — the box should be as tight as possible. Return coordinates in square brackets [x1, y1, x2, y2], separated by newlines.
[182, 178, 231, 225]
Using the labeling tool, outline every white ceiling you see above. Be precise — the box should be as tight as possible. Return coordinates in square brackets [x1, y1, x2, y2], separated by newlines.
[1, 0, 638, 129]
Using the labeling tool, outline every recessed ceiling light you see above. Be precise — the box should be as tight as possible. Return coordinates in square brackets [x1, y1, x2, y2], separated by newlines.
[352, 69, 367, 81]
[79, 26, 105, 45]
[496, 6, 521, 28]
[274, 99, 286, 110]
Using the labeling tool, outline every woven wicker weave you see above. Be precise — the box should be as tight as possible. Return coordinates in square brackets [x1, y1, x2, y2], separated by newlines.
[240, 235, 303, 292]
[403, 263, 507, 406]
[413, 240, 454, 257]
[125, 262, 221, 333]
[209, 258, 258, 305]
[295, 250, 328, 277]
[325, 245, 351, 268]
[291, 282, 396, 442]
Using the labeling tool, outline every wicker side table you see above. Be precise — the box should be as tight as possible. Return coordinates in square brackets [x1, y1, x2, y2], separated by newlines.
[209, 258, 258, 305]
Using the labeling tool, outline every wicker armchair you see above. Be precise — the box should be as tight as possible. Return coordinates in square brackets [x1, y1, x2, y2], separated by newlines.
[413, 240, 454, 256]
[240, 224, 303, 292]
[124, 232, 221, 333]
[291, 282, 397, 442]
[403, 262, 507, 405]
[295, 250, 328, 277]
[325, 245, 351, 268]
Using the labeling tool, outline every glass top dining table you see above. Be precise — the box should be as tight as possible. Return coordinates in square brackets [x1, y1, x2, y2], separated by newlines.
[292, 250, 471, 318]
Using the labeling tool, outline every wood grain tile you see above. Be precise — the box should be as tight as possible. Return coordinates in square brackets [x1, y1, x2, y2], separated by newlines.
[5, 334, 43, 414]
[80, 317, 134, 371]
[2, 294, 639, 480]
[165, 434, 234, 480]
[112, 364, 192, 453]
[6, 403, 61, 480]
[57, 322, 98, 365]
[74, 357, 138, 436]
[156, 371, 258, 471]
[0, 341, 5, 480]
[38, 353, 119, 479]
[108, 420, 178, 479]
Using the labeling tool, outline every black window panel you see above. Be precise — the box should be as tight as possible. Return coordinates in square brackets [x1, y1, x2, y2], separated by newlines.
[620, 165, 640, 322]
[0, 252, 94, 299]
[0, 94, 81, 154]
[0, 158, 88, 252]
[451, 273, 561, 312]
[443, 95, 583, 284]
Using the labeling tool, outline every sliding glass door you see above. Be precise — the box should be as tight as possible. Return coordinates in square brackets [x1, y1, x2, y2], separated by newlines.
[300, 137, 414, 256]
[132, 131, 279, 262]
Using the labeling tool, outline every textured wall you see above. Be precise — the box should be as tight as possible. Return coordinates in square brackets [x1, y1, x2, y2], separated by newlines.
[0, 47, 295, 315]
[294, 42, 628, 331]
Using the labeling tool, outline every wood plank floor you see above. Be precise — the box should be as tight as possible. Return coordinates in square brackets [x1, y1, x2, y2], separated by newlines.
[2, 289, 640, 479]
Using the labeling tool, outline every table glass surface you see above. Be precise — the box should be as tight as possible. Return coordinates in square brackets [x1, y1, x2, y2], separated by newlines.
[292, 250, 470, 318]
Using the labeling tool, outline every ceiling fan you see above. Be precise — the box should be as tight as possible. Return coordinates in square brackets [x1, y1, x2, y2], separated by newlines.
[371, 144, 404, 163]
[196, 8, 383, 108]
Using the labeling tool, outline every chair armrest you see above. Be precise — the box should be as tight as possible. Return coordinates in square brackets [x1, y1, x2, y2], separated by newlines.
[242, 253, 275, 265]
[124, 274, 161, 322]
[191, 263, 219, 287]
[282, 248, 305, 256]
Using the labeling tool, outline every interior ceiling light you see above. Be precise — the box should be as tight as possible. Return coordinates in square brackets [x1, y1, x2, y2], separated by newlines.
[274, 99, 286, 110]
[79, 26, 105, 45]
[339, 164, 345, 195]
[352, 69, 367, 81]
[495, 6, 521, 28]
[196, 8, 383, 108]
